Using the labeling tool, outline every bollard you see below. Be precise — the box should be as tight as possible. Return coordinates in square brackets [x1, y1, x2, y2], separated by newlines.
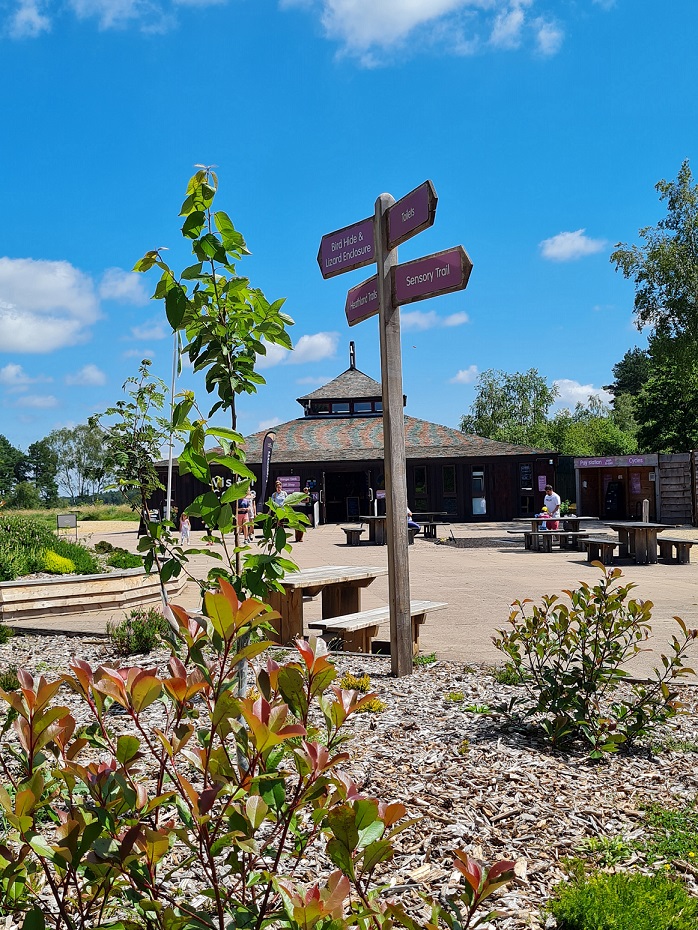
[642, 499, 650, 522]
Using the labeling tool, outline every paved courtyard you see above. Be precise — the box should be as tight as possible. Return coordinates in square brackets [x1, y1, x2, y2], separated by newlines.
[15, 518, 698, 678]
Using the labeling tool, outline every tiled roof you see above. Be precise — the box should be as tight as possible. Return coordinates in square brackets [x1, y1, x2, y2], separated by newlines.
[296, 367, 382, 402]
[241, 415, 549, 464]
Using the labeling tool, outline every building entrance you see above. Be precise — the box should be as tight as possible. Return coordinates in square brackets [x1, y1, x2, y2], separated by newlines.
[323, 470, 370, 523]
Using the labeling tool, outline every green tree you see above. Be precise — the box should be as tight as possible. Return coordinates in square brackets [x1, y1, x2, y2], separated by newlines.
[603, 347, 651, 398]
[45, 424, 111, 501]
[460, 368, 557, 446]
[6, 480, 41, 510]
[635, 333, 698, 452]
[611, 159, 698, 339]
[0, 434, 23, 499]
[18, 438, 59, 505]
[547, 400, 638, 456]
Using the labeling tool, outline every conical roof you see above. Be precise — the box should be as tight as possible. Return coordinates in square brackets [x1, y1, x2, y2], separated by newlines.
[296, 367, 382, 403]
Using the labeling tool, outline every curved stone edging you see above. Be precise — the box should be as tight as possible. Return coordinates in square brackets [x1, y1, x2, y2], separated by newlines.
[0, 568, 187, 622]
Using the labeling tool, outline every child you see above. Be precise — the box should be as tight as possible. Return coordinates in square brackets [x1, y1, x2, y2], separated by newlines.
[536, 506, 549, 530]
[179, 513, 191, 545]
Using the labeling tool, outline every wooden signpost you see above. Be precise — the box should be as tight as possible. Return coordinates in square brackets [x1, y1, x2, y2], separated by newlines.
[318, 181, 472, 677]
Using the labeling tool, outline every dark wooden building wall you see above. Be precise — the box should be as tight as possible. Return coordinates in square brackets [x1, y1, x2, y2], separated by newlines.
[658, 453, 694, 525]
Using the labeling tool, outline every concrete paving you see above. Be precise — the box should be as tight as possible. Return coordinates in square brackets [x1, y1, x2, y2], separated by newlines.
[10, 519, 698, 677]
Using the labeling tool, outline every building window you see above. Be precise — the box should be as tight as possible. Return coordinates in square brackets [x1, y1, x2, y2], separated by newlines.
[312, 402, 330, 414]
[519, 463, 533, 490]
[414, 465, 428, 511]
[375, 401, 382, 412]
[354, 402, 372, 413]
[442, 465, 456, 495]
[331, 402, 350, 414]
[472, 469, 486, 515]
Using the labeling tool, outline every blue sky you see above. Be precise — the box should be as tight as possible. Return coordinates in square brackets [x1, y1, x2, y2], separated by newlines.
[1, 0, 696, 451]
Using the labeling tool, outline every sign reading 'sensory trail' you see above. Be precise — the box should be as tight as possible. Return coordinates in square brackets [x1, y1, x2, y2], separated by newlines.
[317, 179, 473, 679]
[392, 246, 472, 306]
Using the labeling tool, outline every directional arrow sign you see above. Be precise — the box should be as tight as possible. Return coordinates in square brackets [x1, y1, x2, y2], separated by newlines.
[317, 216, 375, 279]
[392, 246, 473, 307]
[345, 274, 379, 326]
[387, 180, 438, 250]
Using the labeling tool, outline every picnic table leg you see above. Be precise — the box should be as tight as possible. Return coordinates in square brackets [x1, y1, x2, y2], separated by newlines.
[267, 588, 303, 643]
[322, 582, 361, 619]
[616, 528, 630, 559]
[375, 521, 386, 545]
[411, 613, 427, 655]
[634, 529, 654, 565]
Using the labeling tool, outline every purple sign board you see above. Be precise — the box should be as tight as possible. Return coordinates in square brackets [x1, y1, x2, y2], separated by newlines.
[387, 180, 437, 250]
[278, 475, 301, 493]
[345, 274, 379, 326]
[392, 246, 473, 307]
[317, 216, 375, 279]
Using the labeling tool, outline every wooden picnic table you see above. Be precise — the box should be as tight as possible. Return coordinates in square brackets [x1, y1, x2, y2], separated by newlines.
[603, 521, 674, 565]
[266, 565, 387, 642]
[359, 515, 387, 545]
[515, 515, 595, 533]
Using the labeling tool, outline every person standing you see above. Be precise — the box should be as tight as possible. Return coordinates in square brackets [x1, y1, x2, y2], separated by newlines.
[237, 492, 252, 541]
[271, 480, 287, 507]
[179, 512, 191, 545]
[543, 484, 561, 531]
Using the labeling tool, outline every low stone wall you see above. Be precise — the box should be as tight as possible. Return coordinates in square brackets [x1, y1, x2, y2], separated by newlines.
[0, 569, 187, 622]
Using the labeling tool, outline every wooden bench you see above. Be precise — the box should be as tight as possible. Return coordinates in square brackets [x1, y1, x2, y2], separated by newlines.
[507, 530, 588, 552]
[657, 536, 698, 565]
[308, 599, 447, 654]
[342, 526, 365, 546]
[421, 521, 453, 540]
[583, 537, 619, 565]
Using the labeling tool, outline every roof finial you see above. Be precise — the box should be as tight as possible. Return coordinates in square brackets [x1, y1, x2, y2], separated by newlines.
[349, 341, 356, 370]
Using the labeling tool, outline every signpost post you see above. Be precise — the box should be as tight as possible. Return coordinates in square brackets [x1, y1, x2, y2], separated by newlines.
[318, 181, 472, 677]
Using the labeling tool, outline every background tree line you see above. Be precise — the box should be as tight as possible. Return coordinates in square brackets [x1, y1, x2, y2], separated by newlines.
[461, 160, 698, 455]
[0, 424, 116, 509]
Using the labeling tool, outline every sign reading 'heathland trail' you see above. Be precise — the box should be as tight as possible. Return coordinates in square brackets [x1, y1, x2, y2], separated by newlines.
[392, 246, 472, 306]
[317, 217, 375, 279]
[345, 275, 379, 326]
[387, 181, 437, 250]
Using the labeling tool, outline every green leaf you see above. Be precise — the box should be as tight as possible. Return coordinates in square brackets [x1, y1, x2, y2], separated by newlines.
[21, 908, 46, 930]
[182, 211, 206, 240]
[116, 735, 140, 764]
[326, 837, 355, 879]
[361, 839, 393, 873]
[165, 285, 188, 330]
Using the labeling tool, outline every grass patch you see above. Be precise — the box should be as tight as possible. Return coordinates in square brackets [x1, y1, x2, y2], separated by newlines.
[413, 652, 437, 667]
[107, 607, 170, 655]
[652, 734, 698, 754]
[641, 803, 698, 864]
[0, 665, 19, 692]
[339, 672, 371, 693]
[0, 515, 100, 580]
[106, 549, 143, 570]
[0, 624, 13, 645]
[490, 662, 525, 686]
[11, 504, 139, 525]
[445, 691, 465, 703]
[577, 835, 634, 866]
[548, 868, 698, 930]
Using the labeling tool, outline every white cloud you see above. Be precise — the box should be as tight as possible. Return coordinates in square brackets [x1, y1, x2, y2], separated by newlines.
[450, 365, 478, 384]
[16, 393, 58, 408]
[296, 375, 329, 385]
[534, 18, 563, 55]
[257, 332, 339, 369]
[0, 363, 51, 390]
[0, 257, 100, 353]
[65, 364, 107, 386]
[401, 310, 439, 332]
[443, 311, 470, 327]
[402, 310, 470, 331]
[281, 0, 566, 64]
[123, 347, 156, 358]
[539, 228, 607, 262]
[8, 0, 51, 37]
[553, 379, 613, 406]
[489, 1, 528, 49]
[130, 320, 169, 340]
[257, 416, 282, 432]
[100, 267, 149, 304]
[67, 0, 172, 31]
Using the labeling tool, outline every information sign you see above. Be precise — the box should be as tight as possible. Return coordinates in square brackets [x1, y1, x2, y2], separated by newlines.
[387, 181, 437, 250]
[317, 217, 375, 279]
[345, 274, 379, 326]
[392, 246, 472, 306]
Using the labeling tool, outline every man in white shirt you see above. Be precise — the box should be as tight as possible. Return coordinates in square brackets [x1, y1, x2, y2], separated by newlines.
[543, 484, 561, 523]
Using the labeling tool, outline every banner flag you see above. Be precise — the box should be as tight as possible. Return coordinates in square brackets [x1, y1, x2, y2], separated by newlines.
[259, 431, 276, 509]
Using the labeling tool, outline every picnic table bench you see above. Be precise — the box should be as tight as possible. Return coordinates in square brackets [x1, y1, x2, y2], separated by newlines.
[507, 529, 589, 552]
[421, 521, 454, 540]
[657, 536, 698, 565]
[583, 537, 619, 565]
[308, 599, 447, 654]
[342, 526, 365, 546]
